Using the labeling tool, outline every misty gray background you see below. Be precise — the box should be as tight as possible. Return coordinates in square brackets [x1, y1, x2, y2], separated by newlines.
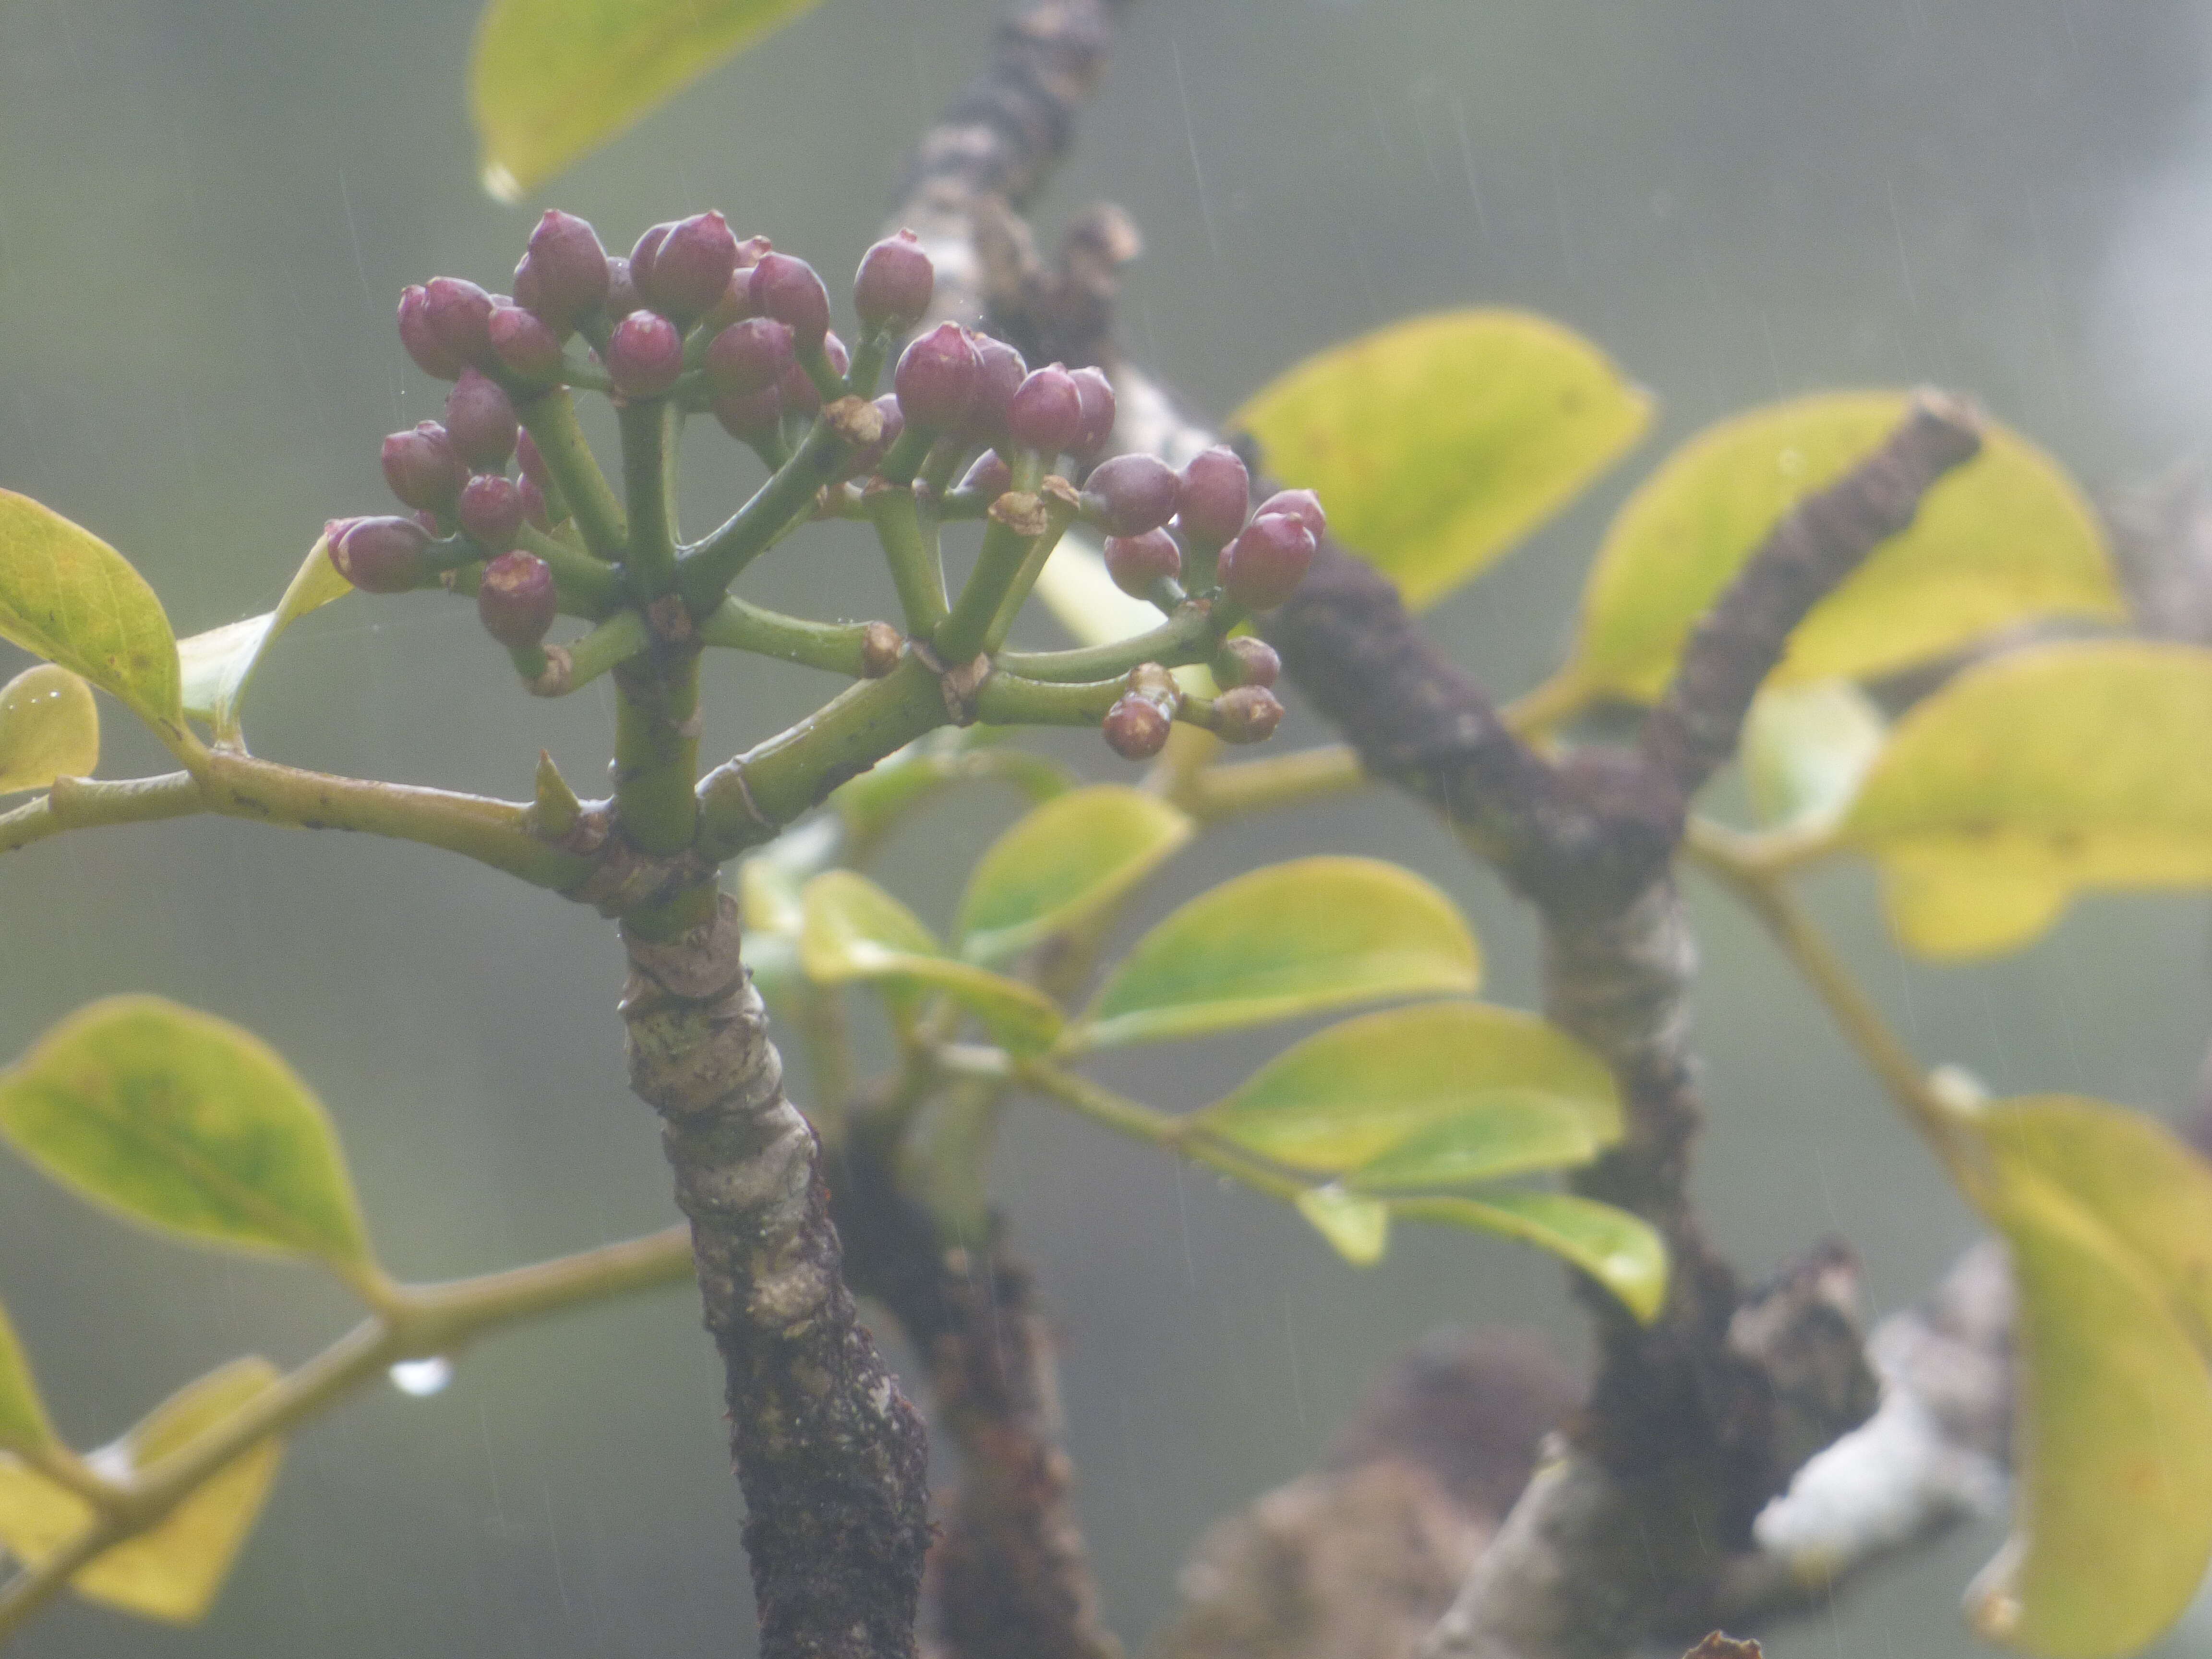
[4, 0, 2212, 1654]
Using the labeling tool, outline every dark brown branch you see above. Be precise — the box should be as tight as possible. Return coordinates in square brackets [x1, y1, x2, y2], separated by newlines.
[624, 898, 933, 1659]
[1640, 394, 1984, 800]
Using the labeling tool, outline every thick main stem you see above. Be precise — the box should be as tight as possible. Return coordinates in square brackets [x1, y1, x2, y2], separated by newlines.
[623, 896, 932, 1659]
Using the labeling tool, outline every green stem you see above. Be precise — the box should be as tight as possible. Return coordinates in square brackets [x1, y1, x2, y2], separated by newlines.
[678, 419, 848, 613]
[973, 670, 1186, 728]
[936, 509, 1040, 664]
[517, 390, 627, 562]
[994, 603, 1220, 683]
[981, 501, 1077, 654]
[613, 653, 702, 856]
[618, 399, 681, 597]
[0, 1227, 693, 1649]
[544, 608, 650, 695]
[515, 523, 624, 618]
[696, 597, 879, 674]
[865, 486, 949, 635]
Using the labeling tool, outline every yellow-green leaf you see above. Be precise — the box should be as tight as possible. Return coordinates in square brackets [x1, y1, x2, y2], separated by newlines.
[1743, 679, 1885, 831]
[956, 786, 1193, 964]
[0, 491, 181, 734]
[0, 1458, 93, 1571]
[1293, 1186, 1390, 1266]
[1235, 309, 1651, 610]
[178, 535, 349, 742]
[1842, 642, 2212, 960]
[1395, 1191, 1668, 1324]
[0, 1300, 54, 1453]
[1074, 858, 1481, 1049]
[830, 729, 1070, 845]
[0, 997, 374, 1269]
[471, 0, 826, 200]
[1567, 393, 2119, 703]
[1344, 1095, 1606, 1190]
[1961, 1162, 2212, 1659]
[798, 870, 1063, 1053]
[1197, 1002, 1617, 1174]
[0, 664, 98, 796]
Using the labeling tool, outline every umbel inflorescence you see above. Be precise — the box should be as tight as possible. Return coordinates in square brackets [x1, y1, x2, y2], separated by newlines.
[324, 208, 1320, 782]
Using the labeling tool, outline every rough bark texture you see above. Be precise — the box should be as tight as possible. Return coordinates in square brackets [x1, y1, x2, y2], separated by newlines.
[624, 896, 933, 1659]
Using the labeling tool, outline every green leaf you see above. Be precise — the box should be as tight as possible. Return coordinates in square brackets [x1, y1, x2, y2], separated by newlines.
[0, 664, 99, 796]
[798, 870, 1063, 1053]
[1075, 858, 1481, 1049]
[956, 785, 1194, 964]
[0, 997, 374, 1270]
[178, 534, 349, 743]
[0, 1300, 54, 1453]
[1841, 642, 2212, 960]
[1742, 679, 1885, 831]
[1294, 1186, 1390, 1266]
[1395, 1191, 1668, 1324]
[0, 490, 182, 735]
[1344, 1095, 1607, 1190]
[1567, 393, 2120, 703]
[470, 0, 826, 200]
[1235, 309, 1651, 610]
[5, 1358, 285, 1624]
[1960, 1158, 2212, 1659]
[1197, 1002, 1618, 1174]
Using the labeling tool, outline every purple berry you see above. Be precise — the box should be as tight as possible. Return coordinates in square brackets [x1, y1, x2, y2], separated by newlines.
[713, 385, 784, 443]
[854, 229, 934, 331]
[381, 422, 468, 513]
[516, 429, 551, 491]
[957, 450, 1012, 498]
[478, 551, 557, 649]
[517, 475, 552, 532]
[839, 395, 904, 481]
[628, 223, 673, 295]
[1217, 636, 1281, 689]
[445, 369, 519, 469]
[1083, 452, 1178, 536]
[517, 210, 609, 334]
[1175, 446, 1251, 548]
[604, 255, 640, 320]
[705, 316, 794, 399]
[778, 333, 846, 416]
[422, 277, 495, 369]
[488, 303, 565, 384]
[1070, 366, 1116, 455]
[1103, 694, 1172, 760]
[697, 265, 759, 335]
[1103, 528, 1182, 598]
[1219, 512, 1316, 611]
[1255, 487, 1326, 542]
[641, 211, 739, 325]
[333, 517, 430, 595]
[748, 252, 831, 352]
[893, 321, 980, 432]
[458, 474, 525, 552]
[606, 310, 685, 399]
[1213, 685, 1284, 744]
[964, 335, 1028, 445]
[398, 286, 464, 379]
[1007, 364, 1083, 458]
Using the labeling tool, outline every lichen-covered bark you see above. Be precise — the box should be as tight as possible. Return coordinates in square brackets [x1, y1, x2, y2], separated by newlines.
[623, 895, 932, 1659]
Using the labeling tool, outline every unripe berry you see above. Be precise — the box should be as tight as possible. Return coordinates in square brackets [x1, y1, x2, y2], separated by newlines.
[964, 335, 1028, 445]
[1219, 512, 1316, 610]
[606, 310, 685, 399]
[422, 277, 496, 369]
[854, 229, 934, 332]
[1216, 635, 1281, 689]
[381, 422, 467, 513]
[713, 385, 783, 443]
[628, 223, 673, 295]
[445, 369, 519, 469]
[894, 322, 980, 432]
[1255, 487, 1326, 541]
[519, 210, 610, 334]
[1103, 693, 1172, 760]
[517, 475, 553, 532]
[705, 316, 794, 398]
[1213, 685, 1285, 744]
[1103, 528, 1182, 598]
[1007, 364, 1083, 458]
[398, 286, 464, 379]
[748, 252, 831, 351]
[641, 211, 739, 325]
[488, 303, 565, 384]
[478, 551, 557, 649]
[458, 473, 525, 552]
[604, 255, 640, 320]
[516, 429, 551, 491]
[1070, 365, 1117, 455]
[957, 450, 1012, 498]
[1175, 446, 1251, 548]
[697, 264, 760, 335]
[333, 517, 430, 594]
[779, 332, 846, 416]
[1083, 452, 1178, 536]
